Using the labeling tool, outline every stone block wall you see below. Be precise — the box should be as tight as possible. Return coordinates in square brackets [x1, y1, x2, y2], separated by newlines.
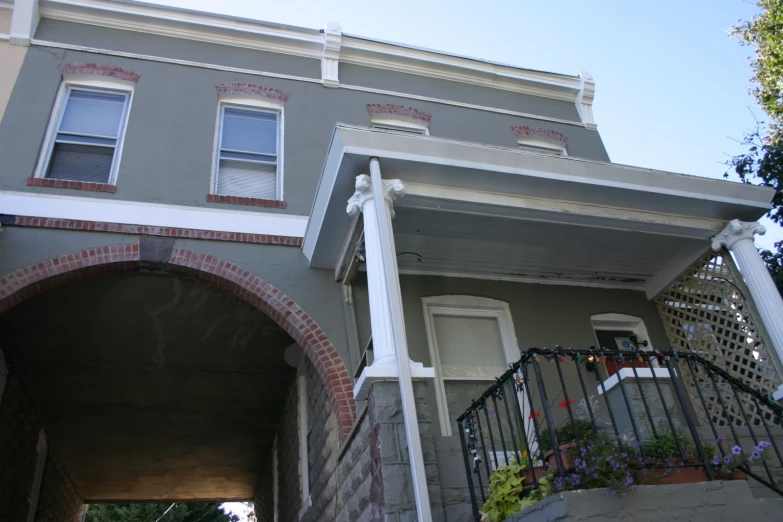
[276, 379, 302, 522]
[335, 380, 445, 522]
[35, 452, 85, 522]
[0, 373, 41, 522]
[253, 455, 274, 522]
[301, 359, 340, 522]
[0, 368, 84, 522]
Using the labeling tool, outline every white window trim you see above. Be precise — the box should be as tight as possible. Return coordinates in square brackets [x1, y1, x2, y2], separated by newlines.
[422, 295, 521, 436]
[369, 116, 429, 135]
[590, 313, 654, 351]
[297, 361, 312, 521]
[33, 78, 134, 185]
[516, 136, 567, 156]
[27, 430, 48, 522]
[210, 96, 285, 201]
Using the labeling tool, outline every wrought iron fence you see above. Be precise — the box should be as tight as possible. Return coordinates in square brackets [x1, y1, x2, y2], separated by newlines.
[456, 347, 783, 521]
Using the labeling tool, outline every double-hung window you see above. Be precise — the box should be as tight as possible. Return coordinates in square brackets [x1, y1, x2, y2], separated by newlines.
[422, 296, 521, 436]
[41, 87, 131, 184]
[214, 106, 281, 200]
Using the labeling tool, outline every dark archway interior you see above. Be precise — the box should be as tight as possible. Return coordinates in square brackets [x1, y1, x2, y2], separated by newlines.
[0, 272, 295, 502]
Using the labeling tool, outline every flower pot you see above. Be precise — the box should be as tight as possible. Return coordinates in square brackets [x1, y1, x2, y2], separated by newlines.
[544, 442, 577, 470]
[636, 466, 710, 485]
[635, 460, 749, 485]
[715, 469, 748, 481]
[522, 465, 547, 485]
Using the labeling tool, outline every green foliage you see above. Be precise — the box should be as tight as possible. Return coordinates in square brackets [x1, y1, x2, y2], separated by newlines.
[537, 419, 594, 454]
[731, 0, 783, 143]
[84, 503, 241, 522]
[480, 460, 527, 522]
[641, 422, 697, 460]
[727, 0, 783, 293]
[553, 431, 639, 496]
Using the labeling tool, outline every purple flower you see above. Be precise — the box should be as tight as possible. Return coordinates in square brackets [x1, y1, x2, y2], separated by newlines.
[758, 441, 771, 450]
[751, 451, 762, 460]
[724, 456, 733, 464]
[732, 446, 742, 456]
[716, 437, 724, 443]
[712, 456, 721, 466]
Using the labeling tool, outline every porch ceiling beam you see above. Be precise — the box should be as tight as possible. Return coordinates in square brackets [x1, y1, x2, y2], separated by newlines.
[643, 241, 711, 299]
[399, 182, 726, 239]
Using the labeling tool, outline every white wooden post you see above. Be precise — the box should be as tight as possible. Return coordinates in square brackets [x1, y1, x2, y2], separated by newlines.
[346, 160, 434, 522]
[713, 219, 783, 398]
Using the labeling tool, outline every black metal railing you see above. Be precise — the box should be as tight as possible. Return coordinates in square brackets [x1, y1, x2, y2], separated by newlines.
[456, 347, 783, 521]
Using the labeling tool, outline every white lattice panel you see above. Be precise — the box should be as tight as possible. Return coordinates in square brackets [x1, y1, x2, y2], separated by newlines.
[656, 251, 782, 426]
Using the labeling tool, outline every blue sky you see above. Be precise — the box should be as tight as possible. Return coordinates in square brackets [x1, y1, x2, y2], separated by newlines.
[154, 0, 779, 249]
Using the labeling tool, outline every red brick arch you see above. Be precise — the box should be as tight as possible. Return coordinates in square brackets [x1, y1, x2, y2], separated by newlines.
[0, 244, 357, 439]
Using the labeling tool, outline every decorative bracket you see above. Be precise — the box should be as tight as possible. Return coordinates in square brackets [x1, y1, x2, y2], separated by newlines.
[321, 21, 342, 88]
[576, 70, 596, 130]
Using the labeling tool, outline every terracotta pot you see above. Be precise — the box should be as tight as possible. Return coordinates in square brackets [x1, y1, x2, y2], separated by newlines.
[715, 469, 748, 481]
[522, 465, 547, 485]
[635, 461, 749, 485]
[544, 442, 578, 470]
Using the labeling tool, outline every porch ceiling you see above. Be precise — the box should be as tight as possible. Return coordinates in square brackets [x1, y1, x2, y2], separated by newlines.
[304, 125, 774, 296]
[392, 207, 702, 292]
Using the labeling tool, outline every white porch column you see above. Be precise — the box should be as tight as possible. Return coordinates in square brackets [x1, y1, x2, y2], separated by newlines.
[712, 219, 783, 398]
[347, 159, 434, 522]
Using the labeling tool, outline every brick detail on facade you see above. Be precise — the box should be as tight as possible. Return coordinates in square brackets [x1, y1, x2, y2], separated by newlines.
[207, 193, 287, 209]
[510, 125, 568, 147]
[34, 453, 85, 522]
[253, 455, 275, 522]
[60, 63, 141, 83]
[6, 216, 302, 247]
[216, 82, 289, 104]
[27, 178, 117, 193]
[0, 246, 356, 440]
[366, 103, 432, 124]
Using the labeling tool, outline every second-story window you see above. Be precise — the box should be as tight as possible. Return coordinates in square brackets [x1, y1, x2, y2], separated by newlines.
[44, 88, 131, 184]
[215, 106, 280, 200]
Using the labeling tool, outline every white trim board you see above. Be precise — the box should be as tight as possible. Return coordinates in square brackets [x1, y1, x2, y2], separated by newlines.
[0, 190, 308, 237]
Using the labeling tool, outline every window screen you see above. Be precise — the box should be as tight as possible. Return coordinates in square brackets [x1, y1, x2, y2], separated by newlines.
[433, 315, 507, 378]
[46, 89, 128, 184]
[216, 107, 279, 199]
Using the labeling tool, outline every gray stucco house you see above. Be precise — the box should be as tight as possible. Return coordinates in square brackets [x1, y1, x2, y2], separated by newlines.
[1, 1, 782, 521]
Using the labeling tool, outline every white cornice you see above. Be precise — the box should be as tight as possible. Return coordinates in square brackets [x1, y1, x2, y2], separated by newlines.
[40, 0, 324, 59]
[39, 0, 588, 104]
[340, 34, 582, 102]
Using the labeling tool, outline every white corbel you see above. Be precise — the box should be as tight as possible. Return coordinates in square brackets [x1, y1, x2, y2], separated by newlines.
[321, 21, 342, 88]
[576, 70, 596, 130]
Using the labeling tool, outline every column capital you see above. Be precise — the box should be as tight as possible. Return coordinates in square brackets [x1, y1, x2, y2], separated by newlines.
[711, 219, 766, 251]
[346, 174, 406, 217]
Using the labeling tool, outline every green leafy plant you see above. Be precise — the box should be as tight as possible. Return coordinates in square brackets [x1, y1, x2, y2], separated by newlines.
[537, 418, 594, 453]
[480, 459, 527, 522]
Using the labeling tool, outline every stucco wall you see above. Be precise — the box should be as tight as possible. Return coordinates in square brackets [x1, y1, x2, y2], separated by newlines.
[0, 19, 608, 217]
